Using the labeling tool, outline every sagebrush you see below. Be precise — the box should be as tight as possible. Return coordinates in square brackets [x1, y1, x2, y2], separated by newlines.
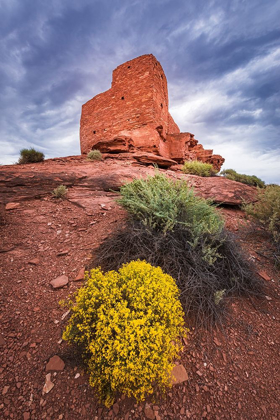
[62, 261, 186, 406]
[52, 184, 68, 199]
[18, 148, 45, 164]
[220, 169, 265, 188]
[87, 149, 103, 161]
[243, 185, 280, 266]
[182, 161, 217, 177]
[118, 173, 224, 248]
[243, 185, 280, 242]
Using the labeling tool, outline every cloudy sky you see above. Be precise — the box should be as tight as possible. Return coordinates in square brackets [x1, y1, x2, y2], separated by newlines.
[0, 0, 279, 183]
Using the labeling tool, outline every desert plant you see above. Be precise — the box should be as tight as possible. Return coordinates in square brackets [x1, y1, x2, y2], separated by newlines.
[92, 174, 264, 327]
[182, 160, 217, 177]
[243, 185, 280, 244]
[18, 148, 45, 164]
[220, 169, 265, 188]
[87, 149, 103, 161]
[62, 260, 186, 406]
[93, 222, 264, 327]
[52, 184, 68, 199]
[118, 173, 223, 242]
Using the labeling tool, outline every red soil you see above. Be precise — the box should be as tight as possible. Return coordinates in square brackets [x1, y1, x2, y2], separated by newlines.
[0, 159, 279, 420]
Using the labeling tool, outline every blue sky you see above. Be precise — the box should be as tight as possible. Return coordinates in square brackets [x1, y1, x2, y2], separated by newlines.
[0, 0, 279, 183]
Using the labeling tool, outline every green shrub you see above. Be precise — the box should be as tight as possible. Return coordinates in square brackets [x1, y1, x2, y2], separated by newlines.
[62, 260, 186, 406]
[220, 169, 265, 188]
[87, 149, 103, 161]
[243, 185, 280, 243]
[52, 184, 68, 199]
[118, 173, 223, 241]
[182, 160, 217, 177]
[18, 148, 45, 164]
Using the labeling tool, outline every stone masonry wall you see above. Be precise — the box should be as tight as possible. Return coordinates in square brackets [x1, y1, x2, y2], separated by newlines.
[80, 54, 225, 170]
[80, 55, 169, 154]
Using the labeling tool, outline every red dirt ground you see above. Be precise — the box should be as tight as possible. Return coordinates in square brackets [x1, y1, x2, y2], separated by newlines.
[0, 160, 279, 420]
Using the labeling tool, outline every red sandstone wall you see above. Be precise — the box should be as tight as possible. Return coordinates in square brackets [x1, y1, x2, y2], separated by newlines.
[167, 113, 180, 134]
[80, 54, 225, 171]
[80, 55, 170, 154]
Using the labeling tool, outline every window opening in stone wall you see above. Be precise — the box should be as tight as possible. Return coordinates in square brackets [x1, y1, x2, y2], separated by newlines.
[160, 103, 163, 108]
[93, 130, 96, 134]
[128, 66, 131, 68]
[121, 96, 125, 100]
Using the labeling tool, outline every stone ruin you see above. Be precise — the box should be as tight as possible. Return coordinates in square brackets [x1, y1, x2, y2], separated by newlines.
[80, 54, 224, 170]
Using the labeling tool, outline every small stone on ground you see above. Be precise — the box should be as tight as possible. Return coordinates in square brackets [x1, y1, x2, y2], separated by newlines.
[50, 275, 69, 289]
[171, 364, 189, 384]
[144, 403, 155, 419]
[0, 334, 5, 346]
[75, 267, 85, 281]
[46, 355, 65, 372]
[28, 258, 40, 265]
[258, 270, 271, 281]
[43, 373, 54, 394]
[5, 202, 20, 210]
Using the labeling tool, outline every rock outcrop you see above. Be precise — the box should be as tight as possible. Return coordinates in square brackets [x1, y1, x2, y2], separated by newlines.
[80, 54, 225, 171]
[0, 157, 256, 208]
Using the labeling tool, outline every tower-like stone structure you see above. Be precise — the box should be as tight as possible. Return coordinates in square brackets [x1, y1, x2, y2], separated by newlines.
[80, 54, 224, 170]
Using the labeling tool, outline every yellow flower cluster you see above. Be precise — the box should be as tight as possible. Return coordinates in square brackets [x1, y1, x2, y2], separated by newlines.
[62, 260, 187, 407]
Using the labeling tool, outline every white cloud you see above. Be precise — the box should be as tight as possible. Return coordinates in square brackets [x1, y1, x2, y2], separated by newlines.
[215, 143, 280, 185]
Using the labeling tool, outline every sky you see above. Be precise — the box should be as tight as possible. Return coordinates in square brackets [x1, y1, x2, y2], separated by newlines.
[0, 0, 279, 184]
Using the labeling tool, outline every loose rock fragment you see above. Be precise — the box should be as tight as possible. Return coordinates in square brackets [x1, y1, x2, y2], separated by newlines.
[46, 355, 65, 372]
[74, 267, 85, 281]
[214, 338, 222, 346]
[61, 310, 70, 320]
[2, 385, 9, 395]
[144, 403, 155, 420]
[171, 364, 189, 384]
[0, 334, 5, 346]
[43, 373, 54, 394]
[56, 250, 69, 256]
[5, 202, 20, 210]
[113, 403, 119, 415]
[28, 258, 40, 266]
[258, 270, 271, 281]
[50, 275, 68, 289]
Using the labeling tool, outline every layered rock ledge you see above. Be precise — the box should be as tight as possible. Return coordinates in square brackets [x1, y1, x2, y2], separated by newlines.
[0, 156, 256, 212]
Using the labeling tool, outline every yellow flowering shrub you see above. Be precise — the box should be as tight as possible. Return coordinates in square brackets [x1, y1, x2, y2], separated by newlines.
[62, 260, 186, 407]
